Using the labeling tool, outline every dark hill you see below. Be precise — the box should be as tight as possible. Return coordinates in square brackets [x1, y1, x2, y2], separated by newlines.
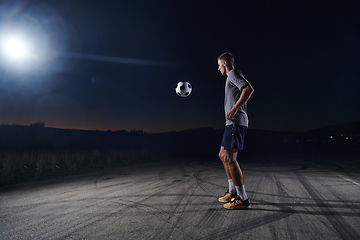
[303, 120, 360, 140]
[1, 122, 358, 186]
[0, 121, 359, 158]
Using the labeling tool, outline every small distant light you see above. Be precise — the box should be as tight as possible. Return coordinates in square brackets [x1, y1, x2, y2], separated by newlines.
[329, 136, 333, 139]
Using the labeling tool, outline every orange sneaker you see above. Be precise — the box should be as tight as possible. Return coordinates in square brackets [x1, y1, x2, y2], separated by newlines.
[223, 197, 251, 210]
[218, 190, 236, 203]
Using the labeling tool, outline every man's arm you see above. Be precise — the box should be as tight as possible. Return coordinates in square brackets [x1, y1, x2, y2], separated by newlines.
[226, 83, 254, 121]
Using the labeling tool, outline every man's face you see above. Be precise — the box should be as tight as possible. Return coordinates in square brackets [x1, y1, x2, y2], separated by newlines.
[217, 59, 226, 76]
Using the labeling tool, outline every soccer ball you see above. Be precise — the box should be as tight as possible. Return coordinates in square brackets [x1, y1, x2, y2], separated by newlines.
[175, 81, 192, 97]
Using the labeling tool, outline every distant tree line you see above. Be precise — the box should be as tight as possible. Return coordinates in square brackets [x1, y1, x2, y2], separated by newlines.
[29, 122, 45, 128]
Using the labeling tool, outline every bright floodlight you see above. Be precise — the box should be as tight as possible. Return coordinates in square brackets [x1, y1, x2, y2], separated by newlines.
[2, 37, 28, 60]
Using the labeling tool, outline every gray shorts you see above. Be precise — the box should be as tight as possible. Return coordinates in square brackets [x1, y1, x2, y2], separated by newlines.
[221, 125, 247, 150]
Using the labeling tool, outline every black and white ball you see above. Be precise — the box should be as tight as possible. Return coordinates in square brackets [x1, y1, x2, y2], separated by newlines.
[175, 81, 192, 97]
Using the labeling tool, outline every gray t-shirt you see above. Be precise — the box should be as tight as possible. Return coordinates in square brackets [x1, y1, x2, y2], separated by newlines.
[224, 69, 250, 126]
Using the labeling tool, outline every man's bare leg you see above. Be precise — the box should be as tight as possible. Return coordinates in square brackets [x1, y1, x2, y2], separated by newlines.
[219, 146, 249, 205]
[219, 146, 243, 186]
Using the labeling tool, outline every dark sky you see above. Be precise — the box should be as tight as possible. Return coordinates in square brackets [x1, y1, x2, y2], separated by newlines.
[0, 0, 359, 133]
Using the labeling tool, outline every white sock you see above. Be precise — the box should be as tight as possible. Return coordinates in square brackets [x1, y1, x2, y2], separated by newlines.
[228, 179, 236, 194]
[235, 185, 248, 201]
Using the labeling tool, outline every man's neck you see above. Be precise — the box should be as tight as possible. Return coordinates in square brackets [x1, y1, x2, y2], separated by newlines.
[226, 66, 234, 76]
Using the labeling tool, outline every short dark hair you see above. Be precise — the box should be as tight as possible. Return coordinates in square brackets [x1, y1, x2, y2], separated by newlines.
[218, 52, 234, 66]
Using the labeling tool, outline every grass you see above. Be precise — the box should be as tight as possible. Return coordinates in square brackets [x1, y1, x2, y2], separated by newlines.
[0, 149, 158, 186]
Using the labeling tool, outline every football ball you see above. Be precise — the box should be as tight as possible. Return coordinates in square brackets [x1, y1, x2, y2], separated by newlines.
[175, 81, 192, 97]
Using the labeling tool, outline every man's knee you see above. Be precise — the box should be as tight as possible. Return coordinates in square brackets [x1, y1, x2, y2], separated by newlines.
[218, 149, 224, 160]
[219, 148, 233, 164]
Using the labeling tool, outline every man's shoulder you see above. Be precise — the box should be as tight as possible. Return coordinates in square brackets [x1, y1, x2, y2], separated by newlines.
[228, 69, 244, 79]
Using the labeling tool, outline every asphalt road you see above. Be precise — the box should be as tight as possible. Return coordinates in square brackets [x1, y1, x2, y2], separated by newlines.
[1, 155, 360, 239]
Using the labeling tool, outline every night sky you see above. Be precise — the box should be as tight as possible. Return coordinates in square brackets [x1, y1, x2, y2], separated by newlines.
[0, 0, 359, 133]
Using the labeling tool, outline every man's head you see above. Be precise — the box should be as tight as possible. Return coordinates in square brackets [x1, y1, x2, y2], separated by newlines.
[217, 52, 235, 76]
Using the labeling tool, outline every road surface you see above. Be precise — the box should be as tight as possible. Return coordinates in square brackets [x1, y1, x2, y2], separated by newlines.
[1, 155, 360, 239]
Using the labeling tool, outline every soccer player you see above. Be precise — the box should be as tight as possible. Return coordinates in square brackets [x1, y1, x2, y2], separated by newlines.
[217, 52, 254, 210]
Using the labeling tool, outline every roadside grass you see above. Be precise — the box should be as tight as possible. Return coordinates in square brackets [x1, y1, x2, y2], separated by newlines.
[0, 149, 157, 186]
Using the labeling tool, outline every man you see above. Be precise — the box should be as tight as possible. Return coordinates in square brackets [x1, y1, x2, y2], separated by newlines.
[217, 52, 254, 210]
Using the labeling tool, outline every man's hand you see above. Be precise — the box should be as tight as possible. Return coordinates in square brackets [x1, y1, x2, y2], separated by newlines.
[226, 108, 238, 121]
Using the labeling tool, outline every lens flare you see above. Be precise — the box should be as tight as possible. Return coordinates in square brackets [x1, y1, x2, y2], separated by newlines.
[2, 37, 27, 60]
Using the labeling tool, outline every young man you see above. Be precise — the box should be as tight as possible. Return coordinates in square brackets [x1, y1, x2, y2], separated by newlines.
[217, 52, 254, 210]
